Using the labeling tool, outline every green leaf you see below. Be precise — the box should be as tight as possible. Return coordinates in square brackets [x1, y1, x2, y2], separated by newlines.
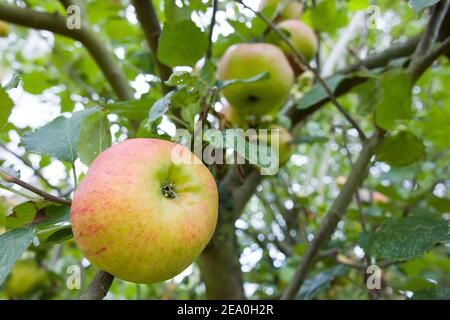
[420, 105, 450, 149]
[411, 287, 450, 300]
[298, 265, 349, 300]
[375, 70, 413, 131]
[22, 70, 53, 94]
[21, 107, 100, 163]
[216, 72, 271, 90]
[0, 86, 14, 129]
[5, 201, 39, 229]
[106, 94, 160, 121]
[31, 205, 70, 230]
[0, 228, 35, 286]
[305, 1, 348, 33]
[297, 74, 347, 110]
[408, 0, 440, 15]
[37, 225, 72, 247]
[149, 91, 174, 122]
[360, 214, 448, 260]
[164, 0, 191, 21]
[158, 20, 208, 67]
[376, 130, 425, 166]
[77, 109, 112, 166]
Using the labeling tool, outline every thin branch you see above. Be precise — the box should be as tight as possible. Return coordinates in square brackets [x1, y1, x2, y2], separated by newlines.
[235, 0, 367, 142]
[0, 170, 72, 206]
[206, 0, 219, 60]
[131, 0, 173, 93]
[281, 130, 383, 300]
[80, 271, 114, 300]
[410, 36, 450, 82]
[0, 142, 62, 194]
[0, 3, 134, 101]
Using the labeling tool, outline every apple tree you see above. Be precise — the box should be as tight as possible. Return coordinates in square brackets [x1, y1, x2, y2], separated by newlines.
[0, 0, 449, 300]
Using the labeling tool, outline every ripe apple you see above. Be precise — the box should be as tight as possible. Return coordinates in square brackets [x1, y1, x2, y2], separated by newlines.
[71, 138, 218, 284]
[217, 43, 294, 116]
[5, 260, 47, 298]
[259, 0, 303, 20]
[275, 20, 318, 62]
[0, 21, 10, 38]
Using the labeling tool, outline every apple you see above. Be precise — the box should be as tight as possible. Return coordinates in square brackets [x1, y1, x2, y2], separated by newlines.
[217, 43, 294, 116]
[5, 260, 47, 298]
[71, 138, 218, 284]
[0, 21, 10, 38]
[249, 125, 294, 166]
[259, 0, 303, 20]
[218, 103, 246, 127]
[275, 20, 318, 62]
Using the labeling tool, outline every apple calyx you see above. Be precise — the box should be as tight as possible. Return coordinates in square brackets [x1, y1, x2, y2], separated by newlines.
[161, 180, 178, 199]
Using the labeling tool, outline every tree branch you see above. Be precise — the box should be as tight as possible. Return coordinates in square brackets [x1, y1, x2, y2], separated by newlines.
[206, 0, 219, 60]
[0, 169, 72, 206]
[131, 0, 173, 93]
[410, 36, 450, 82]
[281, 130, 383, 300]
[79, 271, 114, 300]
[0, 3, 134, 101]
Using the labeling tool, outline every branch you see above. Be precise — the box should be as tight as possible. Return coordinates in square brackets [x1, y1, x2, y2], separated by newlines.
[80, 271, 114, 300]
[0, 142, 63, 194]
[0, 169, 72, 206]
[131, 0, 173, 93]
[236, 0, 367, 142]
[281, 130, 383, 300]
[410, 36, 450, 82]
[0, 3, 134, 101]
[206, 0, 219, 60]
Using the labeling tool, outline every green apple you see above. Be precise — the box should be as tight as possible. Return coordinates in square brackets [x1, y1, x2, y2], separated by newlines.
[249, 125, 294, 167]
[275, 20, 318, 62]
[259, 0, 303, 20]
[217, 43, 294, 116]
[71, 138, 218, 284]
[0, 21, 10, 38]
[5, 260, 47, 298]
[219, 103, 246, 127]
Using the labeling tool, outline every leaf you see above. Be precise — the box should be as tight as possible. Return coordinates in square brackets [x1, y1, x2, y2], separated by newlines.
[297, 74, 347, 110]
[21, 107, 100, 163]
[0, 228, 35, 286]
[360, 214, 448, 260]
[411, 287, 450, 300]
[77, 109, 112, 166]
[298, 265, 349, 300]
[0, 86, 14, 129]
[5, 201, 39, 229]
[158, 20, 208, 67]
[375, 70, 413, 131]
[376, 130, 425, 166]
[21, 70, 53, 94]
[216, 72, 271, 90]
[408, 0, 440, 15]
[31, 205, 70, 230]
[304, 1, 348, 33]
[420, 105, 450, 149]
[106, 94, 160, 120]
[37, 225, 73, 246]
[149, 91, 174, 122]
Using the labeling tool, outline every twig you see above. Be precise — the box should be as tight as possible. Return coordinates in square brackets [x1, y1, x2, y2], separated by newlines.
[235, 0, 367, 142]
[72, 163, 78, 189]
[0, 142, 63, 194]
[80, 271, 114, 300]
[410, 36, 450, 82]
[0, 170, 72, 206]
[206, 0, 219, 60]
[131, 0, 173, 93]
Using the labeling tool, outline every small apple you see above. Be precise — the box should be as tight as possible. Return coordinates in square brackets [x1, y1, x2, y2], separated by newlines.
[218, 102, 246, 127]
[275, 20, 318, 62]
[217, 43, 294, 116]
[259, 0, 303, 20]
[249, 125, 294, 166]
[5, 260, 47, 298]
[0, 21, 10, 38]
[71, 138, 218, 284]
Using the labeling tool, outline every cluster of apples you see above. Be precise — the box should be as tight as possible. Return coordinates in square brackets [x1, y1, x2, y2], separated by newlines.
[216, 0, 317, 166]
[218, 0, 318, 121]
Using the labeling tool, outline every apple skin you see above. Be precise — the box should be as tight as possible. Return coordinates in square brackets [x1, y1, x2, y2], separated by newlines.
[259, 0, 303, 20]
[71, 138, 218, 284]
[219, 103, 246, 127]
[276, 20, 318, 62]
[217, 43, 294, 116]
[0, 21, 10, 38]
